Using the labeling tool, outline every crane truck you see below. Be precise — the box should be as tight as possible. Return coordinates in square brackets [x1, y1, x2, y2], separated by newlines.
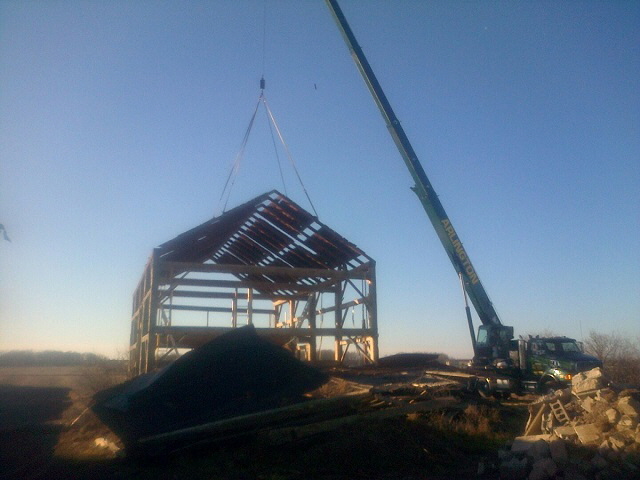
[326, 0, 601, 396]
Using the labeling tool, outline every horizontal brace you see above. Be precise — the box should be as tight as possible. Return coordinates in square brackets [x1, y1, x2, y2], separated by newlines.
[295, 297, 369, 321]
[153, 326, 376, 338]
[163, 304, 276, 315]
[160, 290, 274, 301]
[160, 261, 370, 280]
[159, 277, 333, 294]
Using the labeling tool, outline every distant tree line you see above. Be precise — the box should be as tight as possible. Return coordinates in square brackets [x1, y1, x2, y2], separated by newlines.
[583, 330, 640, 386]
[0, 350, 109, 366]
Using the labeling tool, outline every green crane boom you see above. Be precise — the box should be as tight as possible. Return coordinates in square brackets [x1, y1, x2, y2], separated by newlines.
[326, 0, 513, 360]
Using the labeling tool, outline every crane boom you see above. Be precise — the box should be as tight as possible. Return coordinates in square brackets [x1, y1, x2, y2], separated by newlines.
[326, 0, 501, 329]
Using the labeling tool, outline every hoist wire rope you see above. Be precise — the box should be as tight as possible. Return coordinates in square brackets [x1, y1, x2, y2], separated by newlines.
[261, 96, 319, 217]
[219, 90, 319, 218]
[218, 1, 318, 217]
[265, 104, 288, 196]
[261, 0, 267, 77]
[218, 94, 262, 213]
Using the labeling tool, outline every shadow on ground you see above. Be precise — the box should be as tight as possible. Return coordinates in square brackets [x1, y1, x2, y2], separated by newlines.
[0, 385, 72, 479]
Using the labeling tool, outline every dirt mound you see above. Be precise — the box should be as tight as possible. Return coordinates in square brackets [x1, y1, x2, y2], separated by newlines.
[377, 352, 440, 368]
[92, 325, 327, 446]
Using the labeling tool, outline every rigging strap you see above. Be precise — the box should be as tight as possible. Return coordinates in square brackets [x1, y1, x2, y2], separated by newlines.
[218, 94, 262, 213]
[261, 96, 318, 217]
[218, 83, 319, 218]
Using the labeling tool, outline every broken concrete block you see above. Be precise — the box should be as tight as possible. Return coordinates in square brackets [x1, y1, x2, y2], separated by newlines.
[477, 459, 487, 475]
[582, 396, 597, 413]
[554, 424, 577, 439]
[549, 437, 568, 464]
[596, 388, 617, 403]
[500, 456, 529, 480]
[511, 435, 553, 454]
[477, 459, 498, 476]
[528, 438, 551, 461]
[498, 448, 512, 461]
[574, 423, 602, 445]
[605, 407, 619, 424]
[541, 411, 555, 433]
[619, 427, 637, 441]
[528, 457, 557, 480]
[598, 439, 612, 456]
[625, 441, 640, 455]
[572, 368, 605, 394]
[590, 453, 608, 470]
[607, 431, 628, 450]
[616, 396, 640, 417]
[94, 437, 121, 453]
[618, 414, 638, 429]
[560, 465, 589, 480]
[622, 460, 639, 477]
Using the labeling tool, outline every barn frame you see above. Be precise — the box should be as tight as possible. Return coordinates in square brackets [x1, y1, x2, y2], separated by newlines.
[129, 191, 378, 376]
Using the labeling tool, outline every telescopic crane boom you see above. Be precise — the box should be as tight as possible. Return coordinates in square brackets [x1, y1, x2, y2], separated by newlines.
[326, 0, 513, 362]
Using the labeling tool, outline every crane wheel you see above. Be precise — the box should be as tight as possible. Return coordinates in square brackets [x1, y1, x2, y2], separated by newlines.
[540, 378, 561, 395]
[476, 378, 492, 398]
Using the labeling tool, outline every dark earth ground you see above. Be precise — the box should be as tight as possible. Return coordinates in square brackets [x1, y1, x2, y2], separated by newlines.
[0, 366, 530, 480]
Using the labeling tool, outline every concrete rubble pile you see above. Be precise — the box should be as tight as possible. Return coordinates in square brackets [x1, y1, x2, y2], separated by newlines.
[496, 368, 640, 480]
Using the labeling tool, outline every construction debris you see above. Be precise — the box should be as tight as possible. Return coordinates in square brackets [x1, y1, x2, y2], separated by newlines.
[92, 333, 474, 457]
[494, 368, 640, 479]
[138, 366, 465, 455]
[93, 437, 121, 454]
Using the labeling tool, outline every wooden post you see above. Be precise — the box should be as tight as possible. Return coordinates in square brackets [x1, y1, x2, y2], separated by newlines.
[232, 289, 238, 328]
[334, 281, 343, 363]
[308, 293, 317, 362]
[367, 262, 379, 363]
[129, 255, 379, 372]
[146, 248, 160, 372]
[247, 288, 253, 325]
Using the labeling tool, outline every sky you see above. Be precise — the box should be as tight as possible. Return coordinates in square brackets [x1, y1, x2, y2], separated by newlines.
[1, 0, 638, 359]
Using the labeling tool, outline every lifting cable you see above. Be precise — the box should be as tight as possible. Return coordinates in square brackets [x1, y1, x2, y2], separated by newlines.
[219, 0, 318, 216]
[261, 92, 318, 217]
[218, 77, 318, 217]
[218, 96, 261, 212]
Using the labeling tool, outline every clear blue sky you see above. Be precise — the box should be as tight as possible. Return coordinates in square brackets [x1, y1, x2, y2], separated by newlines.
[1, 1, 638, 358]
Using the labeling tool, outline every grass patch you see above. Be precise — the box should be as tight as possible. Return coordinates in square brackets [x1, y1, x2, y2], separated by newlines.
[145, 401, 525, 479]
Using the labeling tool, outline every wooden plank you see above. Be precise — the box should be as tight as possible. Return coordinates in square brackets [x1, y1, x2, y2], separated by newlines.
[160, 261, 370, 280]
[264, 397, 458, 445]
[294, 297, 368, 321]
[160, 277, 329, 294]
[153, 325, 375, 337]
[163, 305, 276, 315]
[163, 290, 274, 301]
[423, 369, 476, 379]
[137, 393, 372, 449]
[137, 395, 457, 453]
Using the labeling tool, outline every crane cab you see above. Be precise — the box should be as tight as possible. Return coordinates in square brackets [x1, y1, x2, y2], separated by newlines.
[474, 324, 514, 366]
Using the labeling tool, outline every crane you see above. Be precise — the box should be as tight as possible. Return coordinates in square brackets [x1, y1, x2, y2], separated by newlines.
[325, 0, 513, 364]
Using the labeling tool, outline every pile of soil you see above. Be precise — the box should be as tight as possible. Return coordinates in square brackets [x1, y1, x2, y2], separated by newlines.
[92, 326, 328, 445]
